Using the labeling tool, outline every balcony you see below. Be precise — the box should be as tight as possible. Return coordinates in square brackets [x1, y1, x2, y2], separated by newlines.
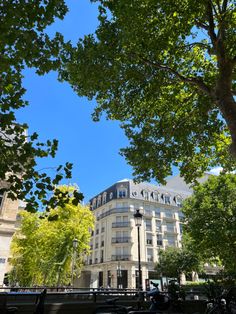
[111, 255, 132, 261]
[111, 237, 131, 243]
[164, 227, 177, 234]
[97, 207, 130, 220]
[163, 213, 176, 221]
[112, 222, 130, 228]
[144, 210, 153, 217]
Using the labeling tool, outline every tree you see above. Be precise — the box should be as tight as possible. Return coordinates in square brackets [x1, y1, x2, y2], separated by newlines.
[9, 186, 94, 286]
[155, 247, 202, 282]
[182, 173, 236, 273]
[60, 0, 236, 184]
[0, 1, 83, 211]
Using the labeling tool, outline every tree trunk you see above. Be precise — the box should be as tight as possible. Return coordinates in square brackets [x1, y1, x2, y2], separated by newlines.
[215, 59, 236, 156]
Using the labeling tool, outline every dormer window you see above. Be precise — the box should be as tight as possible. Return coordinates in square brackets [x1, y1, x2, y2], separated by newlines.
[102, 192, 107, 204]
[97, 195, 101, 207]
[92, 198, 97, 210]
[117, 188, 127, 198]
[142, 190, 149, 200]
[175, 196, 182, 207]
[109, 192, 113, 200]
[151, 191, 159, 201]
[164, 194, 171, 205]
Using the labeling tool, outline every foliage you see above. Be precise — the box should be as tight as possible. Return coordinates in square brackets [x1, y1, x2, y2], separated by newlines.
[60, 0, 236, 184]
[9, 186, 94, 286]
[155, 247, 202, 281]
[182, 173, 236, 273]
[0, 1, 83, 211]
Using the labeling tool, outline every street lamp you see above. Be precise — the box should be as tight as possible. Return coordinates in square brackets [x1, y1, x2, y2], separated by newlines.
[134, 208, 143, 290]
[71, 238, 78, 287]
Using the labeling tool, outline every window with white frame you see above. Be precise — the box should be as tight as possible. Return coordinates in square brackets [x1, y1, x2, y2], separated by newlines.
[97, 195, 101, 207]
[175, 196, 183, 207]
[146, 233, 153, 245]
[142, 190, 149, 200]
[145, 219, 152, 231]
[166, 236, 176, 246]
[154, 207, 161, 218]
[147, 248, 153, 262]
[163, 194, 171, 204]
[92, 198, 96, 210]
[102, 192, 107, 204]
[152, 191, 159, 201]
[117, 188, 127, 198]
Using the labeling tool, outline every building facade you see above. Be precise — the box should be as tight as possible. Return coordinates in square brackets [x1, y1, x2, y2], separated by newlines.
[0, 183, 21, 286]
[83, 176, 196, 289]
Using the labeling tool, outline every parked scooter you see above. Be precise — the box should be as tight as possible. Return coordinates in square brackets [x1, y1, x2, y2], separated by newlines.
[146, 281, 170, 313]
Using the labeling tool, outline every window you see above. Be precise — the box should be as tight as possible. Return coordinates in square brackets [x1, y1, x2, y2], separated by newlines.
[145, 219, 152, 231]
[154, 208, 161, 218]
[100, 250, 104, 263]
[175, 196, 183, 207]
[166, 236, 176, 246]
[142, 190, 149, 200]
[147, 248, 153, 262]
[92, 198, 96, 210]
[157, 235, 163, 246]
[152, 191, 159, 201]
[146, 233, 152, 245]
[118, 188, 127, 198]
[163, 194, 171, 204]
[102, 192, 107, 204]
[97, 196, 101, 207]
[109, 192, 113, 200]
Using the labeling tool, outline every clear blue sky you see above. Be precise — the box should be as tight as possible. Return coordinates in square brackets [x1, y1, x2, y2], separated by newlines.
[16, 0, 135, 203]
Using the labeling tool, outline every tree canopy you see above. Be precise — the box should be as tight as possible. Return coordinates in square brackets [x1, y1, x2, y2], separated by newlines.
[182, 173, 236, 273]
[9, 186, 94, 287]
[60, 0, 236, 184]
[155, 247, 202, 282]
[0, 1, 83, 211]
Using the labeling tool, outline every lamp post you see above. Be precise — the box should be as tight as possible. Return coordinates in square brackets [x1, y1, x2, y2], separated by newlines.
[134, 208, 143, 290]
[71, 238, 78, 287]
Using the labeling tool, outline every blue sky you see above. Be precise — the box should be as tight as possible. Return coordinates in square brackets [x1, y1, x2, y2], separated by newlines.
[16, 0, 134, 203]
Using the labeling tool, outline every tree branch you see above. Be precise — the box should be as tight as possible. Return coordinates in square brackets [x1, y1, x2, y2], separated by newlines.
[139, 56, 212, 96]
[206, 1, 217, 45]
[222, 0, 228, 13]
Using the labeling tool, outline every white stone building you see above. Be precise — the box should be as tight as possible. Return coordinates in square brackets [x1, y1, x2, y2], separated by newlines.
[82, 175, 208, 289]
[0, 186, 22, 286]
